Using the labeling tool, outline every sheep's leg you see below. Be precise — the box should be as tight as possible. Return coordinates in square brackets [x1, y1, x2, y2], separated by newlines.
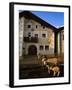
[57, 71, 60, 76]
[53, 71, 56, 76]
[48, 69, 50, 74]
[43, 65, 45, 71]
[46, 65, 50, 74]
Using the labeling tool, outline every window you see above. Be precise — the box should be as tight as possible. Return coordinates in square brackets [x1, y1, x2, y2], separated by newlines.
[36, 25, 38, 28]
[28, 32, 31, 37]
[43, 26, 45, 29]
[45, 45, 49, 50]
[28, 25, 31, 28]
[23, 47, 25, 50]
[41, 24, 45, 29]
[40, 45, 43, 50]
[42, 34, 46, 38]
[35, 34, 38, 38]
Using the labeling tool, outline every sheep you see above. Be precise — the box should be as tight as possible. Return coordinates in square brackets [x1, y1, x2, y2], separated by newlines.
[41, 55, 47, 70]
[37, 53, 42, 60]
[41, 56, 60, 76]
[46, 64, 60, 76]
[46, 58, 58, 65]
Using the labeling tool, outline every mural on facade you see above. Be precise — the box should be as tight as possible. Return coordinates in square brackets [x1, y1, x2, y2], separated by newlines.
[19, 11, 64, 79]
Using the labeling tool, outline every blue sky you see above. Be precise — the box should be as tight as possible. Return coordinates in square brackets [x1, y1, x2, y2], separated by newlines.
[32, 11, 64, 28]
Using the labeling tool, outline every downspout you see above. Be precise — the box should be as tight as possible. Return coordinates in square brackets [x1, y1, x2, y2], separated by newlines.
[54, 31, 58, 55]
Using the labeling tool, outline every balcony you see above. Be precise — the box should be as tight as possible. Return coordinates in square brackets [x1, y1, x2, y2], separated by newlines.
[24, 37, 38, 43]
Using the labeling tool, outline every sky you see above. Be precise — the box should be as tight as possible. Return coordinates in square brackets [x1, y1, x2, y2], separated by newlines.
[32, 11, 64, 28]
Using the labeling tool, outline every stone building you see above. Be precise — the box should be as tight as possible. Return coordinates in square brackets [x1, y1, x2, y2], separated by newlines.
[19, 11, 64, 56]
[57, 27, 64, 54]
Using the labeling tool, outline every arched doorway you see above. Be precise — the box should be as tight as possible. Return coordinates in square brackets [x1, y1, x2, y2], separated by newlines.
[28, 45, 37, 55]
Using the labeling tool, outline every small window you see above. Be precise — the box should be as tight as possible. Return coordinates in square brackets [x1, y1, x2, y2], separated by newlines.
[35, 34, 38, 38]
[43, 26, 45, 29]
[28, 25, 31, 28]
[23, 47, 25, 50]
[42, 34, 46, 38]
[45, 46, 49, 50]
[40, 45, 43, 50]
[36, 25, 38, 28]
[41, 24, 42, 26]
[28, 32, 31, 37]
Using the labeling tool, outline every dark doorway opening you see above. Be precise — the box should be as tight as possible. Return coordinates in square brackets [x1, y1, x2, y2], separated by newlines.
[28, 45, 37, 55]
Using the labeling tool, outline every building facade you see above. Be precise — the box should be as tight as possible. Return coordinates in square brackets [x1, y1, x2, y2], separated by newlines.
[57, 27, 64, 54]
[19, 11, 64, 56]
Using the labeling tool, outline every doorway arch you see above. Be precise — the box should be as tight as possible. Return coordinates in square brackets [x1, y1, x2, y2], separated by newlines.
[28, 45, 37, 55]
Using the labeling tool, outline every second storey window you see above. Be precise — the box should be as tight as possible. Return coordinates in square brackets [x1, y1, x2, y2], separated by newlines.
[40, 45, 43, 50]
[45, 45, 49, 50]
[36, 25, 38, 28]
[42, 34, 46, 38]
[43, 26, 45, 29]
[28, 25, 31, 28]
[28, 32, 31, 37]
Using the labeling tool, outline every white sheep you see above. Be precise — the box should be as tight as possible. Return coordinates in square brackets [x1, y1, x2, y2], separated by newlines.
[42, 57, 60, 76]
[46, 64, 60, 76]
[46, 58, 58, 65]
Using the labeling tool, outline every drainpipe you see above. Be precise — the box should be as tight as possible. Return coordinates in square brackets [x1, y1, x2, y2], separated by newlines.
[60, 32, 62, 54]
[54, 32, 58, 55]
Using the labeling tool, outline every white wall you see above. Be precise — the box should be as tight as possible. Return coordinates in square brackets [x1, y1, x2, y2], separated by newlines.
[0, 0, 72, 90]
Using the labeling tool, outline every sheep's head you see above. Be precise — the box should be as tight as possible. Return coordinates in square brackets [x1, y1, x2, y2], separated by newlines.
[49, 66, 53, 70]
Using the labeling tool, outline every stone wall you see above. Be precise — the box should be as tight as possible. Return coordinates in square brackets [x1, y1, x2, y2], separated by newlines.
[61, 30, 64, 53]
[22, 18, 55, 55]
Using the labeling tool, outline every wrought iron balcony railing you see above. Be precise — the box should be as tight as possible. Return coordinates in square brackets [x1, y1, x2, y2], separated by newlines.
[24, 37, 38, 43]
